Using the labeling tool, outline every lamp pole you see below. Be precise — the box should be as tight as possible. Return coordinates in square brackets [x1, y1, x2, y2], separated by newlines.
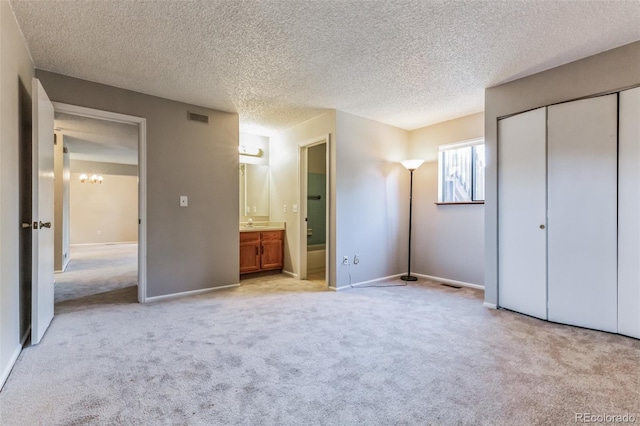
[400, 159, 424, 282]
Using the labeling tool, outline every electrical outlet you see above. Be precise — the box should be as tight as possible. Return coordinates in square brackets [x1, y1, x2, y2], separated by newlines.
[343, 256, 349, 265]
[353, 255, 359, 265]
[283, 204, 287, 213]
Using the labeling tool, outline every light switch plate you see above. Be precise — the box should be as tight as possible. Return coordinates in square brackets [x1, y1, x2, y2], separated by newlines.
[180, 196, 188, 207]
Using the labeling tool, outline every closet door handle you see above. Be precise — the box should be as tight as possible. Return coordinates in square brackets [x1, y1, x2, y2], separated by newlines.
[539, 224, 545, 229]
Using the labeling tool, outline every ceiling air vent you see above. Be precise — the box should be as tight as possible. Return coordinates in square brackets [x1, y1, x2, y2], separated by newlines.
[188, 111, 209, 124]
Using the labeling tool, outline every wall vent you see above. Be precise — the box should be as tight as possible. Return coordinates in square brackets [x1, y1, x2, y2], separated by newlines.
[188, 111, 209, 124]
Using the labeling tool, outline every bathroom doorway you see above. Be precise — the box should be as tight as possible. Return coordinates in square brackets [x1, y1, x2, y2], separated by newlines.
[299, 136, 330, 285]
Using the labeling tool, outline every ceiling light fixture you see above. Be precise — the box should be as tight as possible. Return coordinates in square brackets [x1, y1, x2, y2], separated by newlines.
[238, 145, 262, 157]
[79, 173, 103, 184]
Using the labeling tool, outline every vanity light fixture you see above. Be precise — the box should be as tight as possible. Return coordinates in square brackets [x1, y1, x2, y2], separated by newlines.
[79, 173, 103, 184]
[400, 159, 424, 282]
[238, 145, 262, 157]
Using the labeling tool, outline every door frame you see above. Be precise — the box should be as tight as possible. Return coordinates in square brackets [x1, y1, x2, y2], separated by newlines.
[52, 102, 148, 303]
[298, 134, 330, 284]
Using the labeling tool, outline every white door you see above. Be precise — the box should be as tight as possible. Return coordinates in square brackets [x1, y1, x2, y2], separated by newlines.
[31, 78, 55, 345]
[547, 94, 618, 333]
[618, 87, 640, 339]
[498, 107, 548, 319]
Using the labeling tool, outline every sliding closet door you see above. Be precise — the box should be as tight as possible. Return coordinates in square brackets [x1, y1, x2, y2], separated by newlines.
[498, 107, 547, 319]
[547, 94, 618, 333]
[619, 87, 640, 339]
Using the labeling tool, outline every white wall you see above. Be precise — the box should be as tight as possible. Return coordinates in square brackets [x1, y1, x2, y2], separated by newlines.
[70, 170, 138, 244]
[0, 0, 35, 388]
[270, 111, 336, 283]
[335, 111, 410, 286]
[270, 110, 411, 288]
[409, 113, 485, 286]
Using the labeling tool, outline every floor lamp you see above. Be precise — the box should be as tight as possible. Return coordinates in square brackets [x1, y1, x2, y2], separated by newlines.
[400, 159, 424, 281]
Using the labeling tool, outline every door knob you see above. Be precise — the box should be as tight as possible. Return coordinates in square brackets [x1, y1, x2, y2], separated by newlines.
[39, 221, 52, 229]
[539, 224, 545, 229]
[21, 222, 32, 229]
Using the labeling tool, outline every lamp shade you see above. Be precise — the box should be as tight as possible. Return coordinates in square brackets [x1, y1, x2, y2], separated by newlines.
[400, 159, 424, 171]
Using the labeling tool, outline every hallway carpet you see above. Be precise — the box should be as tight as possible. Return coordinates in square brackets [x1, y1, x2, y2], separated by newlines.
[1, 263, 638, 424]
[54, 243, 138, 312]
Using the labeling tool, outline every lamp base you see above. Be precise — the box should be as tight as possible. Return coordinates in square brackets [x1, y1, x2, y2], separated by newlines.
[400, 275, 418, 282]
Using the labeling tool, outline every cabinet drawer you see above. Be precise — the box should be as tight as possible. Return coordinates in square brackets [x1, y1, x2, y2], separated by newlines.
[240, 231, 260, 243]
[260, 230, 283, 241]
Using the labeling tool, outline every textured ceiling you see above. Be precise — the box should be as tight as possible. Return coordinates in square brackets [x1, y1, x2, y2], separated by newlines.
[12, 0, 640, 135]
[54, 113, 138, 165]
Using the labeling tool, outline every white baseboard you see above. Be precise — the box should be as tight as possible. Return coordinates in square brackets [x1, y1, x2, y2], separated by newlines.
[70, 241, 138, 247]
[146, 283, 240, 303]
[334, 273, 404, 291]
[0, 343, 22, 391]
[483, 302, 497, 309]
[413, 273, 484, 290]
[20, 326, 31, 347]
[282, 270, 298, 279]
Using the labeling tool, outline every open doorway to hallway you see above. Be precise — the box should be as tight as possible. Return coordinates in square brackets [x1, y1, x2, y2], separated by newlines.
[52, 111, 140, 310]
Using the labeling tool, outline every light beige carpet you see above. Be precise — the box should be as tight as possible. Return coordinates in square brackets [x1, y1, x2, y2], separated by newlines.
[55, 243, 138, 311]
[1, 247, 639, 425]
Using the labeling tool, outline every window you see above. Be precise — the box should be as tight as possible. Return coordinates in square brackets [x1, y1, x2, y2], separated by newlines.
[438, 138, 485, 203]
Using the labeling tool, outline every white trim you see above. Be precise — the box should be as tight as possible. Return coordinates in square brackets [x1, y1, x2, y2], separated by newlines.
[438, 137, 484, 151]
[70, 241, 138, 247]
[483, 302, 498, 309]
[61, 256, 70, 272]
[20, 326, 31, 347]
[282, 270, 299, 279]
[51, 102, 147, 304]
[145, 283, 240, 303]
[334, 273, 404, 291]
[413, 273, 484, 290]
[351, 273, 403, 288]
[0, 343, 22, 391]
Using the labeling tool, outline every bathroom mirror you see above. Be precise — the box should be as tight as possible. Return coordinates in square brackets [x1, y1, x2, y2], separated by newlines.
[239, 163, 270, 218]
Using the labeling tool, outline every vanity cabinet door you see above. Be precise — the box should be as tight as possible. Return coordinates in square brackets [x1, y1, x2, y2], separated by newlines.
[260, 231, 283, 271]
[240, 232, 261, 274]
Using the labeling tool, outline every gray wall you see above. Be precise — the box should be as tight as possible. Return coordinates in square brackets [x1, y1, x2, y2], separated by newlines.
[335, 111, 410, 286]
[485, 41, 640, 306]
[36, 70, 240, 298]
[409, 113, 484, 286]
[0, 0, 35, 386]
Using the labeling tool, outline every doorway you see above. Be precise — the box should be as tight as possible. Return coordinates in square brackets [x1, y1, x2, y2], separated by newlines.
[299, 136, 330, 285]
[51, 103, 147, 306]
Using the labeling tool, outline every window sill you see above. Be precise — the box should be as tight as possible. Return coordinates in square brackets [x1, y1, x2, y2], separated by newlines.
[435, 201, 485, 205]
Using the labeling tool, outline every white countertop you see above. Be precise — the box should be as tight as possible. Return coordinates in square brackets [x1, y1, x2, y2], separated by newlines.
[239, 221, 286, 232]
